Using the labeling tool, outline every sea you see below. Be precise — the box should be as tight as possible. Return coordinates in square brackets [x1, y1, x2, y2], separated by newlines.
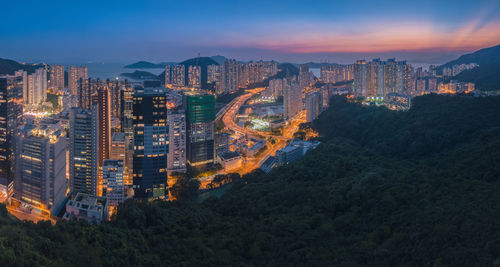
[67, 62, 165, 81]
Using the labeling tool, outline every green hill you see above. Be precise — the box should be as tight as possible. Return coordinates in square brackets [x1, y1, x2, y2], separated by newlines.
[124, 61, 168, 69]
[0, 58, 44, 75]
[157, 57, 218, 89]
[452, 63, 500, 91]
[120, 70, 158, 80]
[0, 94, 499, 266]
[438, 44, 500, 90]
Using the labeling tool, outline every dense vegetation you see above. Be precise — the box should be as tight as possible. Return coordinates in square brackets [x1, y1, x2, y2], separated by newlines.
[453, 63, 500, 91]
[1, 94, 499, 266]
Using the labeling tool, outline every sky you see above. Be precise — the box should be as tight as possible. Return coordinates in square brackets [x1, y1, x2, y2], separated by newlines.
[1, 0, 500, 65]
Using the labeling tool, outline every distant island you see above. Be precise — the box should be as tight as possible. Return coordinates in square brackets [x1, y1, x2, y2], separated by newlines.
[120, 70, 158, 80]
[124, 61, 170, 69]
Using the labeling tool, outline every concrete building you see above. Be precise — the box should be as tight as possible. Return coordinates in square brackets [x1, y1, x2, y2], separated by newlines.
[167, 110, 187, 175]
[283, 81, 302, 121]
[15, 121, 67, 214]
[305, 91, 322, 123]
[110, 132, 132, 186]
[216, 151, 242, 171]
[50, 65, 65, 91]
[223, 59, 238, 94]
[102, 160, 124, 206]
[68, 66, 88, 95]
[63, 192, 108, 223]
[188, 65, 201, 89]
[26, 68, 47, 105]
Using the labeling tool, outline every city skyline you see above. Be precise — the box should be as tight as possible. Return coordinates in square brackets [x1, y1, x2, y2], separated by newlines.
[2, 0, 500, 64]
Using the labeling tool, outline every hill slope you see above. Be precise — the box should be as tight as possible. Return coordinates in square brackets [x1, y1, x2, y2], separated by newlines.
[124, 61, 168, 69]
[439, 44, 500, 70]
[0, 94, 499, 266]
[0, 58, 44, 75]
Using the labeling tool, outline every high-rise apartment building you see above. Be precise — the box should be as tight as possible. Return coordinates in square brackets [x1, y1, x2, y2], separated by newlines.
[167, 110, 186, 175]
[222, 59, 238, 94]
[15, 121, 67, 214]
[305, 92, 322, 123]
[68, 66, 88, 95]
[283, 81, 302, 120]
[50, 65, 65, 91]
[185, 94, 215, 167]
[26, 68, 47, 105]
[102, 159, 124, 206]
[110, 132, 132, 186]
[132, 86, 168, 199]
[188, 65, 201, 89]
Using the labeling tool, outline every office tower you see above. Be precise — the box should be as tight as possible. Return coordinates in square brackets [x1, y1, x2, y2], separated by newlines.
[188, 65, 201, 89]
[283, 81, 302, 121]
[68, 66, 88, 95]
[306, 92, 322, 123]
[171, 65, 186, 87]
[223, 59, 238, 94]
[167, 110, 186, 175]
[50, 65, 65, 91]
[69, 108, 98, 195]
[185, 94, 215, 168]
[26, 68, 47, 105]
[354, 60, 368, 96]
[110, 132, 132, 186]
[15, 121, 67, 214]
[102, 159, 124, 206]
[0, 76, 24, 193]
[133, 87, 168, 199]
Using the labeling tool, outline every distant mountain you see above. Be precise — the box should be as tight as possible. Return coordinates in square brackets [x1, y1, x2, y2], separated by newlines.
[157, 57, 219, 89]
[272, 63, 299, 79]
[120, 70, 158, 80]
[0, 58, 44, 75]
[124, 61, 169, 69]
[439, 44, 500, 71]
[210, 55, 226, 65]
[439, 44, 500, 91]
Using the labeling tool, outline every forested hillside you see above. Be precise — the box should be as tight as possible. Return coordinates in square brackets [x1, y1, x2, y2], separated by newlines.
[0, 94, 499, 266]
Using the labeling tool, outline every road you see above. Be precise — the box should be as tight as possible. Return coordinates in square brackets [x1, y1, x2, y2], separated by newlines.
[219, 87, 306, 175]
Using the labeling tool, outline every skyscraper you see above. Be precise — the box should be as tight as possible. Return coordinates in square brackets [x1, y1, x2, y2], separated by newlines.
[354, 60, 368, 96]
[133, 86, 168, 199]
[167, 110, 186, 175]
[50, 65, 65, 91]
[166, 65, 186, 87]
[185, 94, 215, 167]
[15, 121, 67, 214]
[92, 86, 111, 196]
[69, 108, 98, 195]
[110, 132, 132, 186]
[0, 76, 23, 193]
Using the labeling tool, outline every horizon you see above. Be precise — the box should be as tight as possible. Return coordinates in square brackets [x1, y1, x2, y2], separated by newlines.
[2, 0, 500, 65]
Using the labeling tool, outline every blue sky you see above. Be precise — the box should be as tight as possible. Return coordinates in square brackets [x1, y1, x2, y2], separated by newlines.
[1, 0, 499, 64]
